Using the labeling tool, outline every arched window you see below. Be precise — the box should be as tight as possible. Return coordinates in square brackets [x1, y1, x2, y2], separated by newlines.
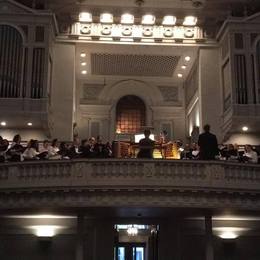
[116, 95, 146, 134]
[0, 25, 23, 98]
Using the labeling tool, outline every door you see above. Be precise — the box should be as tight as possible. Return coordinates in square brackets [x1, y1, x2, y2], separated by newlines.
[115, 243, 145, 260]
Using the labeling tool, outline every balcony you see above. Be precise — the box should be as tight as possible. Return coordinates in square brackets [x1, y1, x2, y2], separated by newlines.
[0, 159, 259, 210]
[222, 104, 260, 138]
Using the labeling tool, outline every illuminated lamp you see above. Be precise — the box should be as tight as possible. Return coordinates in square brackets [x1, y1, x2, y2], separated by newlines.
[183, 16, 197, 26]
[141, 14, 155, 25]
[79, 12, 92, 23]
[121, 13, 134, 24]
[100, 13, 113, 24]
[185, 56, 191, 61]
[162, 15, 176, 26]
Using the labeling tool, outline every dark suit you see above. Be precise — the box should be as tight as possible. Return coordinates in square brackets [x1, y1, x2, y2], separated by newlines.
[198, 132, 218, 160]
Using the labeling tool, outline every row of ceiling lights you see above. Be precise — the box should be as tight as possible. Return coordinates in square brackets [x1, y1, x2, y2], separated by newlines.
[177, 56, 191, 78]
[79, 13, 198, 26]
[80, 53, 87, 74]
[1, 121, 33, 127]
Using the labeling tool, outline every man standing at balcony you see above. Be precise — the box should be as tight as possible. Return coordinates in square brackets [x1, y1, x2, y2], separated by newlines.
[198, 124, 219, 160]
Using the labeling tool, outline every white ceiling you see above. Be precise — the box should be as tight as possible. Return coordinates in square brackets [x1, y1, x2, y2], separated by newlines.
[76, 43, 198, 80]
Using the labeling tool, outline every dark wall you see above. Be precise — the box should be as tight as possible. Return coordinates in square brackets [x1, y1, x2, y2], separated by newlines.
[0, 235, 75, 260]
[214, 236, 260, 260]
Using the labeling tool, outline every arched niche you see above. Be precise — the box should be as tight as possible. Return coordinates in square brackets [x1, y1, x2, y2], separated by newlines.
[99, 79, 163, 140]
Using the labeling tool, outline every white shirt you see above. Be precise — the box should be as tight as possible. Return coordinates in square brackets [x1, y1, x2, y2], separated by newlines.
[23, 148, 39, 159]
[244, 150, 258, 163]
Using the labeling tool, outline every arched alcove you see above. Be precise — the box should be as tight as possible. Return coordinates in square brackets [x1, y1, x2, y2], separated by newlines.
[116, 95, 146, 134]
[99, 79, 163, 140]
[0, 24, 23, 97]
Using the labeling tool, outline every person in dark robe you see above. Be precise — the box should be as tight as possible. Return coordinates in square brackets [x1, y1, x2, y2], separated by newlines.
[198, 124, 218, 160]
[137, 129, 155, 159]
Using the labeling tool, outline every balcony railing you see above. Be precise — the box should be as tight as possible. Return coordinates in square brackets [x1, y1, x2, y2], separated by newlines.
[0, 159, 259, 210]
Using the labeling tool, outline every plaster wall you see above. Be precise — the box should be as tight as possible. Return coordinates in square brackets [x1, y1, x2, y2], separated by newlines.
[224, 133, 260, 145]
[51, 43, 75, 141]
[199, 48, 222, 141]
[76, 78, 186, 142]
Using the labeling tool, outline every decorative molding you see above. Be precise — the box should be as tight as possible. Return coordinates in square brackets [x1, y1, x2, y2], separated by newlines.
[158, 86, 179, 102]
[81, 84, 104, 101]
[70, 23, 205, 44]
[0, 160, 260, 210]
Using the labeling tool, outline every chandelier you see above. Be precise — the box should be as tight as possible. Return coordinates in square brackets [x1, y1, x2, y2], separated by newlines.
[127, 225, 138, 236]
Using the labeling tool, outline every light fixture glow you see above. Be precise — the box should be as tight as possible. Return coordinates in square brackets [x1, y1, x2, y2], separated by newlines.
[142, 14, 156, 25]
[127, 225, 138, 236]
[213, 227, 249, 240]
[181, 65, 187, 69]
[0, 121, 6, 126]
[81, 70, 87, 74]
[28, 225, 63, 237]
[242, 126, 248, 132]
[81, 62, 87, 66]
[100, 13, 113, 23]
[177, 73, 183, 78]
[27, 122, 32, 126]
[80, 53, 86, 58]
[183, 16, 198, 26]
[121, 13, 134, 24]
[6, 214, 76, 219]
[162, 15, 176, 26]
[185, 56, 191, 61]
[79, 12, 92, 23]
[219, 231, 238, 239]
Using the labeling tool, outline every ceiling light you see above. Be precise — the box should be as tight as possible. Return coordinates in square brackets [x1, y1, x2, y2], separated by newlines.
[214, 227, 249, 240]
[183, 16, 197, 26]
[80, 53, 86, 58]
[242, 126, 248, 132]
[185, 56, 191, 61]
[127, 225, 138, 236]
[100, 13, 113, 23]
[162, 15, 176, 26]
[219, 231, 238, 239]
[177, 73, 183, 78]
[142, 14, 156, 25]
[181, 65, 187, 69]
[81, 62, 87, 66]
[79, 12, 92, 23]
[27, 122, 32, 126]
[121, 13, 134, 24]
[81, 70, 87, 74]
[0, 121, 6, 126]
[29, 225, 62, 237]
